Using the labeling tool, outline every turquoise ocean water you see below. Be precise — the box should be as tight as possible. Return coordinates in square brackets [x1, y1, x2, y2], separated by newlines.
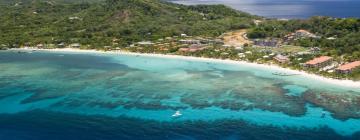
[0, 50, 359, 139]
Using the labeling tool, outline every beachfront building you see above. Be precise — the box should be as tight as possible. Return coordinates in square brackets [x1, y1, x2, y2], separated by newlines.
[273, 54, 290, 64]
[36, 44, 44, 48]
[57, 42, 65, 48]
[137, 41, 154, 46]
[305, 56, 333, 68]
[238, 53, 245, 58]
[335, 61, 360, 74]
[70, 43, 81, 48]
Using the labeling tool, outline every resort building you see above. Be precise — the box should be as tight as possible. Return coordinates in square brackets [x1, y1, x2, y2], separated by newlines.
[283, 29, 320, 43]
[294, 29, 319, 39]
[274, 54, 290, 64]
[178, 44, 206, 53]
[335, 61, 360, 74]
[253, 39, 279, 47]
[305, 56, 333, 68]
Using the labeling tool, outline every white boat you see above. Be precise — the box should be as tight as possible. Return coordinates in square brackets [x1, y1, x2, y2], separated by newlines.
[172, 111, 182, 117]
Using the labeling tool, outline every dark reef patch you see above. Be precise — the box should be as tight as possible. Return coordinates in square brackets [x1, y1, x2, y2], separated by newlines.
[0, 110, 358, 140]
[303, 90, 360, 120]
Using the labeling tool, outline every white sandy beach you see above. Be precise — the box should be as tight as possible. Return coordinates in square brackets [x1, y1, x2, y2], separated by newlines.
[10, 47, 360, 88]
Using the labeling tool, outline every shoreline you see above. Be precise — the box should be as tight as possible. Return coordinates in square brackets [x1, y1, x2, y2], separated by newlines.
[9, 47, 360, 88]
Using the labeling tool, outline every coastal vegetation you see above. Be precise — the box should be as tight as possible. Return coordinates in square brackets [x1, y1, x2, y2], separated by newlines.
[1, 0, 360, 80]
[247, 17, 360, 61]
[0, 0, 255, 48]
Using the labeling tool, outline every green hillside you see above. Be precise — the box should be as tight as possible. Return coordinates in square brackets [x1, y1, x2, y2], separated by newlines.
[0, 0, 256, 48]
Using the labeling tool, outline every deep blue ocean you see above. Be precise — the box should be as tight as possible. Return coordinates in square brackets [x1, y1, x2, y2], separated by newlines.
[170, 0, 360, 19]
[0, 50, 360, 140]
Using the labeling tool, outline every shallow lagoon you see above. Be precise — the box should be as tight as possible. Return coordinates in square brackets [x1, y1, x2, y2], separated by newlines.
[0, 50, 359, 139]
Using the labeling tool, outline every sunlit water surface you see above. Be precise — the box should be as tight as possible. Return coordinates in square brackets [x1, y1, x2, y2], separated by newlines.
[0, 50, 359, 140]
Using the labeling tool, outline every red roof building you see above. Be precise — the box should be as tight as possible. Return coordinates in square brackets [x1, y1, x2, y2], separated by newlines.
[305, 56, 333, 68]
[336, 61, 360, 74]
[178, 48, 190, 52]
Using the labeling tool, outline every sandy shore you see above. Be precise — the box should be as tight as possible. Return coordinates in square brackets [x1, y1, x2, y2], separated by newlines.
[10, 48, 360, 88]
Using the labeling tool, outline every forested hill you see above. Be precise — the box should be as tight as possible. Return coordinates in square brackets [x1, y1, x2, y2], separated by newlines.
[0, 0, 256, 48]
[0, 0, 104, 5]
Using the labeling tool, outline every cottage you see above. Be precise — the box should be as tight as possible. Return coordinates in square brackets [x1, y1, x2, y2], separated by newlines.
[283, 33, 295, 43]
[159, 47, 169, 51]
[274, 54, 290, 64]
[238, 53, 245, 58]
[253, 20, 262, 26]
[327, 37, 336, 40]
[0, 44, 8, 50]
[57, 42, 65, 47]
[104, 46, 112, 50]
[222, 45, 231, 48]
[69, 16, 81, 20]
[305, 56, 333, 68]
[36, 44, 44, 48]
[245, 51, 252, 54]
[335, 61, 360, 74]
[234, 46, 243, 51]
[70, 43, 81, 48]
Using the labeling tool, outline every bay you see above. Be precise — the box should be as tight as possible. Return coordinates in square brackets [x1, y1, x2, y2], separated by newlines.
[170, 0, 360, 19]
